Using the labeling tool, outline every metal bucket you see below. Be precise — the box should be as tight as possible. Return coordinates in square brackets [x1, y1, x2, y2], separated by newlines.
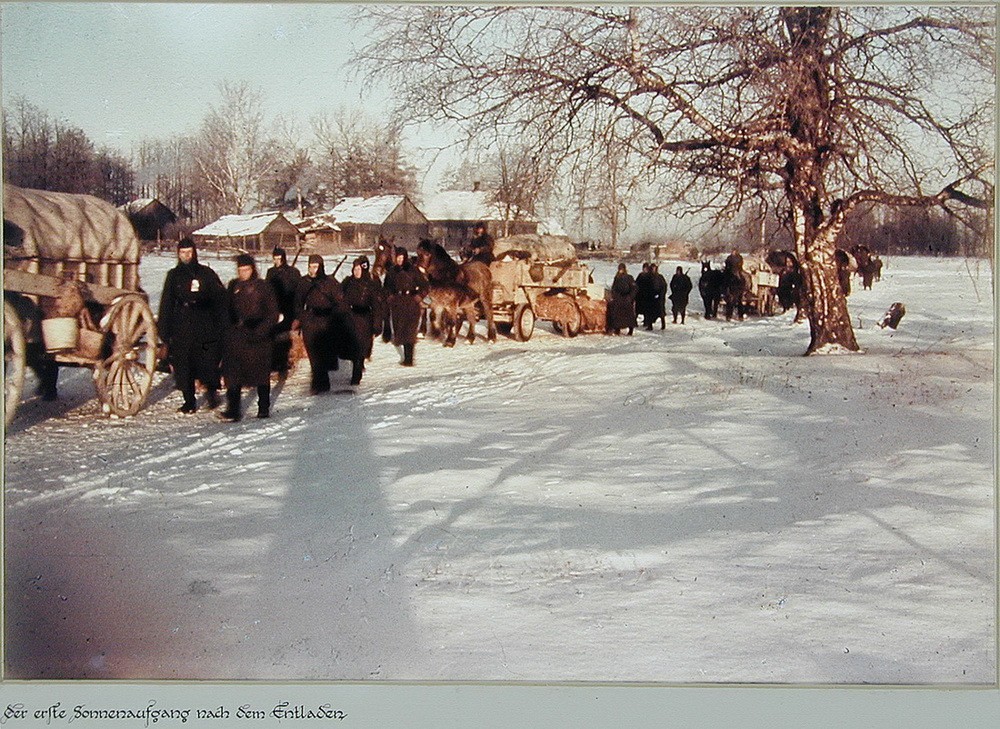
[41, 317, 79, 352]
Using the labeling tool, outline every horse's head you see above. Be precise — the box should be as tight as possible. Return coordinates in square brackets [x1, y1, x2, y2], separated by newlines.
[372, 237, 393, 277]
[701, 260, 712, 272]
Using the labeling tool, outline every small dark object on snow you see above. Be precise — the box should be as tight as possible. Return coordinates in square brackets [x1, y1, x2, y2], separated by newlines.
[879, 302, 906, 329]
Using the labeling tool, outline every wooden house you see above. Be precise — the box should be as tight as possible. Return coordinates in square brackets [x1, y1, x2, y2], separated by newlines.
[294, 213, 343, 255]
[192, 211, 300, 253]
[118, 198, 178, 245]
[326, 195, 429, 251]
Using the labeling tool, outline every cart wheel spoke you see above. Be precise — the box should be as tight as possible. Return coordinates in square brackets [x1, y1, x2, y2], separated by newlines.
[96, 294, 158, 416]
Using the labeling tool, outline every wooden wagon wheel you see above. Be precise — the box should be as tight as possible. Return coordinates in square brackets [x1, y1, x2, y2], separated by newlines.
[560, 296, 583, 338]
[95, 293, 159, 417]
[4, 299, 27, 428]
[513, 303, 535, 342]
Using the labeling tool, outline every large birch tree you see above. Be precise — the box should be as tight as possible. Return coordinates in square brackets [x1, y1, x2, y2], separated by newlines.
[356, 5, 994, 354]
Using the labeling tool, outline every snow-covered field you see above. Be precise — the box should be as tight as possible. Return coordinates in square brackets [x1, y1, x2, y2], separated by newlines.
[2, 253, 995, 684]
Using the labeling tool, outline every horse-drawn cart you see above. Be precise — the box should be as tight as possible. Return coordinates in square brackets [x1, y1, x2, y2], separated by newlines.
[4, 184, 159, 426]
[490, 256, 600, 341]
[741, 259, 780, 316]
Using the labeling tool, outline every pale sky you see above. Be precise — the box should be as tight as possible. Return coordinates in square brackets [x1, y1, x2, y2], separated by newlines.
[0, 2, 446, 153]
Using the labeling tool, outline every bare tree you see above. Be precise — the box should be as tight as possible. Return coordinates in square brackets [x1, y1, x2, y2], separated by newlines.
[134, 135, 212, 225]
[311, 109, 417, 206]
[192, 81, 280, 215]
[356, 5, 994, 354]
[444, 136, 560, 235]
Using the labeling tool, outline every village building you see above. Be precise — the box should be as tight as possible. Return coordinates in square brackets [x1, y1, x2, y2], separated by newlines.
[422, 189, 538, 252]
[118, 198, 179, 247]
[326, 195, 428, 251]
[191, 211, 300, 253]
[294, 213, 343, 255]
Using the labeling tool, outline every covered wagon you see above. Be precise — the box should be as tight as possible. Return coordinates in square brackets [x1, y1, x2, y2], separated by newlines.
[4, 184, 159, 425]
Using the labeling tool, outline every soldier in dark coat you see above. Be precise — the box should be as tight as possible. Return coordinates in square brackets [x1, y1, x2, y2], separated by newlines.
[669, 266, 693, 324]
[635, 262, 658, 330]
[219, 255, 279, 421]
[294, 255, 344, 394]
[651, 264, 668, 330]
[605, 263, 637, 336]
[340, 256, 381, 384]
[157, 238, 226, 413]
[264, 246, 301, 376]
[383, 246, 427, 366]
[461, 222, 495, 265]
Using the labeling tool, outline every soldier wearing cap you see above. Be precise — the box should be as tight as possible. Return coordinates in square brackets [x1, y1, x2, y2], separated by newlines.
[382, 246, 426, 366]
[461, 221, 495, 265]
[157, 238, 226, 413]
[340, 255, 382, 384]
[219, 254, 279, 421]
[264, 246, 301, 376]
[293, 255, 344, 394]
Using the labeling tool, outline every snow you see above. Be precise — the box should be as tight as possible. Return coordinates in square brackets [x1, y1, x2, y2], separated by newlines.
[422, 189, 526, 222]
[192, 211, 291, 237]
[2, 254, 995, 688]
[327, 195, 407, 225]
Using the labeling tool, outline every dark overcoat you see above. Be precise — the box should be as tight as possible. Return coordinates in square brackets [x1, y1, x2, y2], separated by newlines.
[606, 272, 637, 331]
[341, 273, 382, 360]
[669, 272, 693, 312]
[265, 263, 302, 326]
[462, 232, 495, 265]
[157, 258, 226, 388]
[383, 262, 427, 346]
[222, 276, 279, 388]
[634, 270, 658, 321]
[652, 271, 668, 317]
[295, 273, 343, 374]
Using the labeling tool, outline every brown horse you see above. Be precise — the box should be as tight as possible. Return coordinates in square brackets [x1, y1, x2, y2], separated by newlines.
[416, 239, 497, 342]
[766, 249, 806, 321]
[424, 281, 481, 347]
[372, 236, 394, 281]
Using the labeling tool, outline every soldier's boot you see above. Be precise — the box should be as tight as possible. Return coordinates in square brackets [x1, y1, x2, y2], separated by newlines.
[219, 387, 241, 422]
[179, 385, 198, 414]
[256, 384, 270, 419]
[402, 344, 415, 367]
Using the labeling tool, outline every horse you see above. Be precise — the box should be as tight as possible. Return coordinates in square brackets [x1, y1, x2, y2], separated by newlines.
[721, 258, 750, 321]
[850, 244, 878, 290]
[416, 239, 497, 343]
[766, 249, 806, 322]
[372, 236, 394, 281]
[698, 261, 725, 319]
[424, 281, 481, 347]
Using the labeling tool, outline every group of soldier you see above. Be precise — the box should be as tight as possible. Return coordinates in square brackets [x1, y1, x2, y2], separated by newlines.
[157, 238, 432, 422]
[606, 262, 693, 335]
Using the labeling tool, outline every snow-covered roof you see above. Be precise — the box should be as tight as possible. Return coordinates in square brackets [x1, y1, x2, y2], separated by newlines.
[422, 190, 521, 222]
[296, 213, 341, 234]
[328, 195, 406, 225]
[118, 198, 159, 215]
[193, 211, 294, 237]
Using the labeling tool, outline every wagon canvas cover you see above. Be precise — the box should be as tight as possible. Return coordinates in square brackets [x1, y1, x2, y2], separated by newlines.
[3, 184, 141, 266]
